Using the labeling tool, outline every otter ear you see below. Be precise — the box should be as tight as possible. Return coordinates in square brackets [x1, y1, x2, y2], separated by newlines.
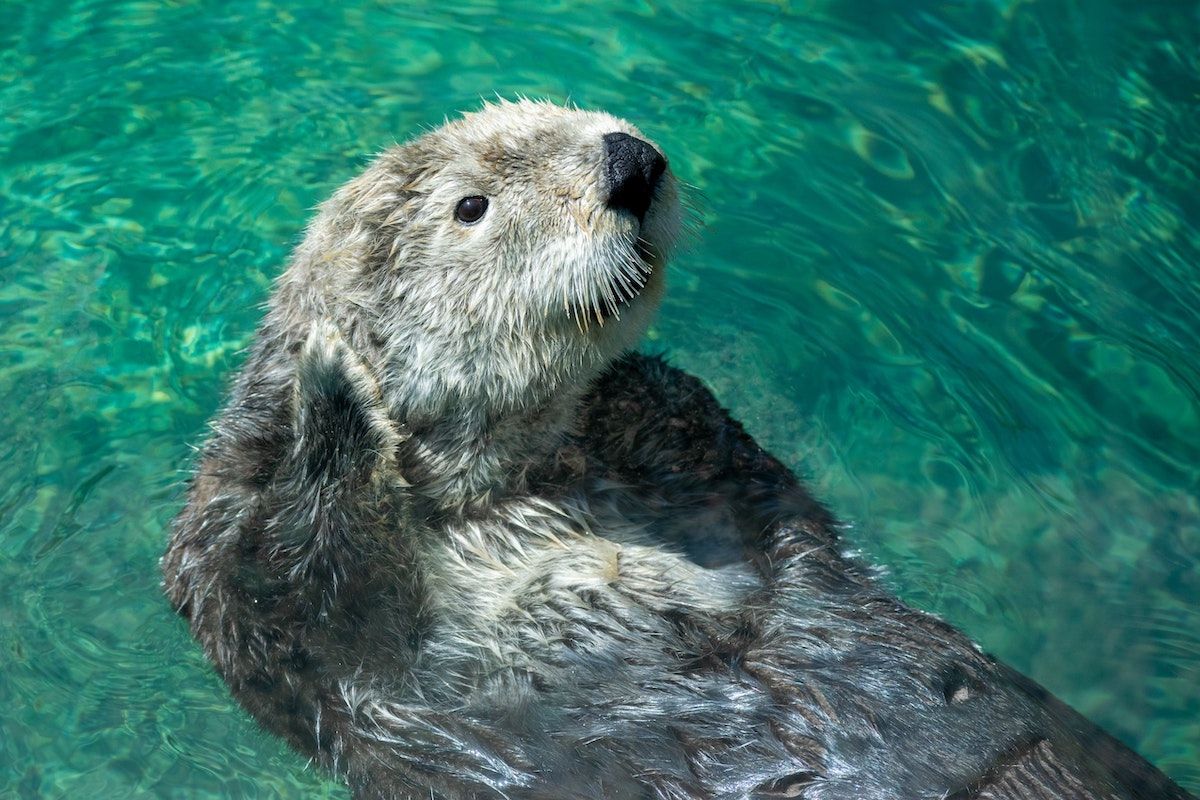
[292, 321, 410, 487]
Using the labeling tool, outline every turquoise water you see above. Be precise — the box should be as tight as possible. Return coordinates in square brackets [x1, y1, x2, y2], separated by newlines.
[2, 0, 1198, 795]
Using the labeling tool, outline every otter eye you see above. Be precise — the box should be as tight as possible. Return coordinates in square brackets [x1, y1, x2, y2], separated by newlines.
[454, 196, 488, 224]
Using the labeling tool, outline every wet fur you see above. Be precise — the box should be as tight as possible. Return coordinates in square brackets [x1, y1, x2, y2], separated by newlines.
[163, 101, 1194, 800]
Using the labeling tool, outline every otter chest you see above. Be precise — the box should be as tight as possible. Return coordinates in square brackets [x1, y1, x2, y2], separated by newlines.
[419, 491, 761, 679]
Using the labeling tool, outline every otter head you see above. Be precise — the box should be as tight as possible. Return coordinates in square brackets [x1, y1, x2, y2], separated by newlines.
[275, 100, 683, 503]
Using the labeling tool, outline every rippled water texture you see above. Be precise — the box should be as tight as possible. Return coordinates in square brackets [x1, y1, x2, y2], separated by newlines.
[2, 1, 1198, 795]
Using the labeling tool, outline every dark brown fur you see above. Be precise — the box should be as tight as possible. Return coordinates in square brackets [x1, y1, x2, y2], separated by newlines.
[164, 349, 1194, 799]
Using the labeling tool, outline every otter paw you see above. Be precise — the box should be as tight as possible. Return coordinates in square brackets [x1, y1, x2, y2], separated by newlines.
[293, 321, 410, 486]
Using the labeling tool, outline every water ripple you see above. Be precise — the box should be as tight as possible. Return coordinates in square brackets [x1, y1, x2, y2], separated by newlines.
[1, 0, 1197, 796]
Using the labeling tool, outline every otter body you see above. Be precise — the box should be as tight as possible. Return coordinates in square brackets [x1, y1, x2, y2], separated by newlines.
[163, 102, 1193, 800]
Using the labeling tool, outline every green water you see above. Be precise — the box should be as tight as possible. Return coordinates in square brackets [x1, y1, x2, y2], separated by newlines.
[2, 0, 1198, 795]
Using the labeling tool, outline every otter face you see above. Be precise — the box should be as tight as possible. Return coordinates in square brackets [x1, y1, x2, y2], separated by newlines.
[298, 100, 683, 423]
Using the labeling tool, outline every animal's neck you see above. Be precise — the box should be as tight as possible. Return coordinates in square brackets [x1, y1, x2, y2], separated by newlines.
[396, 387, 585, 510]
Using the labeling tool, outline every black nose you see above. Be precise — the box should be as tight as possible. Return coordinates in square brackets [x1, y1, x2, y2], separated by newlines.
[604, 132, 666, 221]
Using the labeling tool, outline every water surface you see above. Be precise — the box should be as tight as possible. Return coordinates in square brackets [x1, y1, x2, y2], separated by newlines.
[2, 0, 1197, 795]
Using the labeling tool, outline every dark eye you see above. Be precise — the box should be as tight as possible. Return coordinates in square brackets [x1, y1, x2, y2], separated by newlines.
[454, 196, 488, 224]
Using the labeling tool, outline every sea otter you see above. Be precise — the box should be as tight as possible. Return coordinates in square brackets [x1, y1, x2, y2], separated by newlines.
[162, 100, 1194, 800]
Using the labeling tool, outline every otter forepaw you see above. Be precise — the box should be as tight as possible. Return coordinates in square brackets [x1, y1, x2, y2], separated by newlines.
[293, 321, 410, 487]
